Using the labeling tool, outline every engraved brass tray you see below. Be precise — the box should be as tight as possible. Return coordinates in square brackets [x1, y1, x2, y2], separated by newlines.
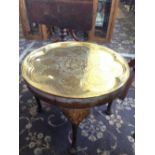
[22, 42, 129, 98]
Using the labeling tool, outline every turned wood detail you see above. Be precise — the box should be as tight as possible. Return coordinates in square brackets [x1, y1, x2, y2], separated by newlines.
[59, 28, 68, 41]
[61, 108, 90, 125]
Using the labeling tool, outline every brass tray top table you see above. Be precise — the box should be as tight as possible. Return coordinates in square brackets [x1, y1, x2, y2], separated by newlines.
[21, 41, 129, 152]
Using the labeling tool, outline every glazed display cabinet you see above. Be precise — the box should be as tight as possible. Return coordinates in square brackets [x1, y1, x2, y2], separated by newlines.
[88, 0, 119, 42]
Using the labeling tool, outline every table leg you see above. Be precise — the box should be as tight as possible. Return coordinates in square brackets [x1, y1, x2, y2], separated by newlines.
[105, 101, 113, 115]
[61, 108, 90, 153]
[34, 96, 42, 113]
[69, 30, 80, 41]
[60, 28, 68, 41]
[71, 123, 78, 149]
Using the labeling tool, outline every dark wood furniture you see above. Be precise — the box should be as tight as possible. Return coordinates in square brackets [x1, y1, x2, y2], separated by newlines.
[19, 0, 50, 40]
[21, 42, 130, 152]
[20, 0, 117, 42]
[88, 0, 119, 42]
[26, 0, 93, 31]
[20, 0, 93, 41]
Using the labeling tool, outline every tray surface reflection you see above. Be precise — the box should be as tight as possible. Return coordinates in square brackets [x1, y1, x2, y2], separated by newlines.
[22, 42, 129, 98]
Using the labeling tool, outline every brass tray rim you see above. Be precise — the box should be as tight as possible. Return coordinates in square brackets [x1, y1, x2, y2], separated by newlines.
[21, 41, 130, 99]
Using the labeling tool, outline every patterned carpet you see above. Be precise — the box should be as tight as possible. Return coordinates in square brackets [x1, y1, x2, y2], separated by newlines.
[19, 5, 135, 155]
[19, 78, 135, 155]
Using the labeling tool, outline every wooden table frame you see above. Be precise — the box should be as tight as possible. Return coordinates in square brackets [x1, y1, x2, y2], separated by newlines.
[25, 78, 128, 153]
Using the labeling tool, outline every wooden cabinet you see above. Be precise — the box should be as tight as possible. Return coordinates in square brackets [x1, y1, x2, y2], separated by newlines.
[19, 0, 49, 40]
[20, 0, 117, 42]
[25, 0, 93, 31]
[88, 0, 119, 42]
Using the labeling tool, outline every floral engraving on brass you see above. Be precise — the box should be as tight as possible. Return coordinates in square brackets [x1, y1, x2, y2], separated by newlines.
[22, 42, 129, 98]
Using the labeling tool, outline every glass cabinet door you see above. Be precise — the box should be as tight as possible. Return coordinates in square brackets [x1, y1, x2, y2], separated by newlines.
[95, 0, 112, 38]
[88, 0, 118, 42]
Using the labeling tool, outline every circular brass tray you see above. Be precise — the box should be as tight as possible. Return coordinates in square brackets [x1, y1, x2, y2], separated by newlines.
[22, 42, 129, 99]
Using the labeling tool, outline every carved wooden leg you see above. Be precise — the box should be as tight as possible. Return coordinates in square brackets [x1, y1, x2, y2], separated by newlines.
[70, 29, 80, 41]
[61, 108, 90, 153]
[60, 28, 68, 41]
[71, 123, 78, 150]
[39, 24, 50, 40]
[105, 101, 113, 115]
[34, 96, 42, 113]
